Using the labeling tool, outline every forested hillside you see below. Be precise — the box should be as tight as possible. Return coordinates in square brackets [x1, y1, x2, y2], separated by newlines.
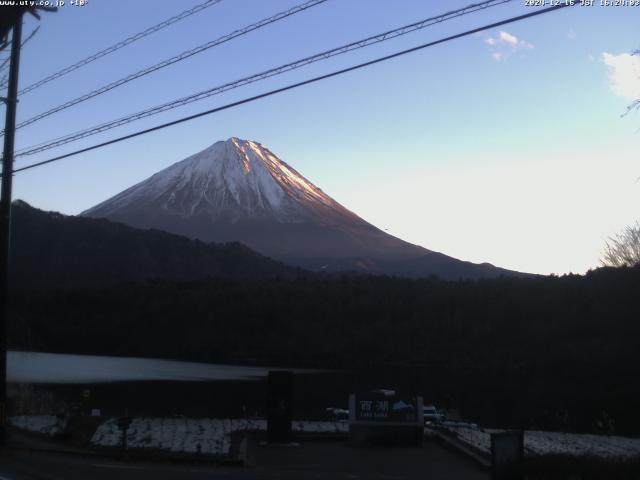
[9, 266, 640, 433]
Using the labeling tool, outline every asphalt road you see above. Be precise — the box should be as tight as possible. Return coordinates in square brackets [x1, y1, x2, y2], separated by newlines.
[0, 441, 489, 480]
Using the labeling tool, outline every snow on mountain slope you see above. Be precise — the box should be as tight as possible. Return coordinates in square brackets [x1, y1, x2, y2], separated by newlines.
[85, 138, 359, 226]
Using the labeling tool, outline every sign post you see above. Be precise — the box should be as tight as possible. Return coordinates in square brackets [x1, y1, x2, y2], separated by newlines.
[267, 371, 293, 444]
[117, 416, 132, 453]
[491, 430, 524, 480]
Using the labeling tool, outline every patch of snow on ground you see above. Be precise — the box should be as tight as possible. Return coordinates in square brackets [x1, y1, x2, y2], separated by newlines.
[10, 415, 67, 437]
[525, 430, 640, 459]
[293, 420, 348, 434]
[91, 418, 347, 457]
[445, 426, 640, 460]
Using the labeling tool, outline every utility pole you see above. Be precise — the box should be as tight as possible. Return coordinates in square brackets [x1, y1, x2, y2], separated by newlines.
[0, 8, 23, 445]
[0, 5, 54, 446]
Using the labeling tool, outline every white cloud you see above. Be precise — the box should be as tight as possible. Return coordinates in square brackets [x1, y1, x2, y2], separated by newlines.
[499, 31, 518, 46]
[602, 52, 640, 100]
[483, 30, 534, 62]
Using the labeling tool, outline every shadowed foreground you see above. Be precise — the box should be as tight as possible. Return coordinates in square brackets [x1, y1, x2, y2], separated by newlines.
[0, 441, 488, 480]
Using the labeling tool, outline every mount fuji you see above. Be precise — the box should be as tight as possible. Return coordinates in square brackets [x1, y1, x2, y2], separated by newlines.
[82, 138, 523, 279]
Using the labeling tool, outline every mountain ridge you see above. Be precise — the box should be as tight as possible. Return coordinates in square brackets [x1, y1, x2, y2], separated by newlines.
[10, 200, 298, 289]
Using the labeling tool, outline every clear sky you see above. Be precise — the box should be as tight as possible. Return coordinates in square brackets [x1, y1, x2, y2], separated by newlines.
[4, 0, 639, 275]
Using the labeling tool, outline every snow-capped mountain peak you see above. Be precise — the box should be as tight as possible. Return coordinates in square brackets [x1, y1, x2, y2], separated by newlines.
[84, 137, 349, 224]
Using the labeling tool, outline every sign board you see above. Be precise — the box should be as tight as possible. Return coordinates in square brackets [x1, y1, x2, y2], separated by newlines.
[349, 393, 423, 426]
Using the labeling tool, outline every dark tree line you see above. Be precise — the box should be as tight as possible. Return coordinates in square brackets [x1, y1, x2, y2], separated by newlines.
[8, 265, 640, 433]
[9, 200, 299, 289]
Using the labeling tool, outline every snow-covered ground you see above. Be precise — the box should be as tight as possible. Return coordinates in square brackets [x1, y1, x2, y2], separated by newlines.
[91, 418, 348, 457]
[445, 426, 640, 460]
[9, 415, 67, 437]
[8, 351, 315, 384]
[525, 430, 640, 459]
[14, 412, 638, 461]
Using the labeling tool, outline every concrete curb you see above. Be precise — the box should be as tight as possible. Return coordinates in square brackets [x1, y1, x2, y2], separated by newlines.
[435, 431, 492, 470]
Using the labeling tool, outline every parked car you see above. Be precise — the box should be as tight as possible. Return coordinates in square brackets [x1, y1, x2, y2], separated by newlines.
[370, 389, 396, 397]
[326, 407, 349, 421]
[423, 405, 445, 425]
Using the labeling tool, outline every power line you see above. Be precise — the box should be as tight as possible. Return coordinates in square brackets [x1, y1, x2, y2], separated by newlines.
[0, 0, 225, 94]
[9, 3, 576, 176]
[5, 0, 327, 136]
[0, 26, 38, 75]
[15, 0, 514, 158]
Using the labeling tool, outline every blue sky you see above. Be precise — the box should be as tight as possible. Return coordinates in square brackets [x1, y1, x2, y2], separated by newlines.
[5, 0, 640, 275]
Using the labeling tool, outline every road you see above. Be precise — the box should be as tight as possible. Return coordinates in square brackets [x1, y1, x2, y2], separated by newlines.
[0, 441, 489, 479]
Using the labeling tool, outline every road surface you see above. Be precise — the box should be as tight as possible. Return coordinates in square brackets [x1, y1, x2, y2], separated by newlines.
[0, 441, 489, 479]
